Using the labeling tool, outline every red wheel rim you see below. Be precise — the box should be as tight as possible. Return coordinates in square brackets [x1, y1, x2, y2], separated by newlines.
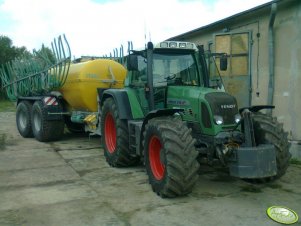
[149, 135, 165, 180]
[104, 113, 116, 153]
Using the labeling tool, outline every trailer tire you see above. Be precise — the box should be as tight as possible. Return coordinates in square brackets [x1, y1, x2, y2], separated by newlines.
[16, 101, 34, 138]
[31, 100, 64, 142]
[143, 117, 199, 198]
[101, 98, 138, 167]
[251, 112, 291, 181]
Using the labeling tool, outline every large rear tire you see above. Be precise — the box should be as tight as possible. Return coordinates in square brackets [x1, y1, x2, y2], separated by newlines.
[143, 116, 199, 198]
[252, 112, 291, 181]
[16, 101, 34, 138]
[101, 98, 138, 167]
[31, 100, 64, 142]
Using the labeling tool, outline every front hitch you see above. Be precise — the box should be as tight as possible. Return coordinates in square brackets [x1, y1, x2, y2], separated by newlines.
[228, 109, 277, 179]
[229, 145, 277, 178]
[241, 109, 256, 147]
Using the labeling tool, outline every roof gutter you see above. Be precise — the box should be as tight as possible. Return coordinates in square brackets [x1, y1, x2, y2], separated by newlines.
[267, 2, 277, 115]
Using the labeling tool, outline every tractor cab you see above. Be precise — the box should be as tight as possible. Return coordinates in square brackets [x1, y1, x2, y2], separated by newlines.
[125, 41, 204, 113]
[124, 41, 237, 135]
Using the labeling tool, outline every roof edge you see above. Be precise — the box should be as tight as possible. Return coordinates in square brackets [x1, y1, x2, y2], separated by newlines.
[167, 0, 282, 40]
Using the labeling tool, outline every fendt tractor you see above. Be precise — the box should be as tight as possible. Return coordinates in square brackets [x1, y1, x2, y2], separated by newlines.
[0, 35, 291, 197]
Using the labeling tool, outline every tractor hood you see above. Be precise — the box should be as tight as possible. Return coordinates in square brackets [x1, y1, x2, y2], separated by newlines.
[204, 92, 239, 125]
[166, 86, 239, 135]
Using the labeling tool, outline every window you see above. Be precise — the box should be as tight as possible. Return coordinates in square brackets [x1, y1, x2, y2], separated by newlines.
[131, 55, 147, 86]
[215, 32, 249, 76]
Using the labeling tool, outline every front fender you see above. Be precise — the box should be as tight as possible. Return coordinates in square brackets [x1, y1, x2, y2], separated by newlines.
[98, 89, 133, 120]
[239, 105, 275, 114]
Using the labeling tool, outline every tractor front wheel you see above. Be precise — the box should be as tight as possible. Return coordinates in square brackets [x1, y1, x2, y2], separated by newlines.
[101, 98, 138, 167]
[143, 116, 199, 198]
[252, 112, 291, 181]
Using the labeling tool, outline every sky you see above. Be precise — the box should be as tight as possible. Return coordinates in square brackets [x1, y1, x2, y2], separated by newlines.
[0, 0, 271, 59]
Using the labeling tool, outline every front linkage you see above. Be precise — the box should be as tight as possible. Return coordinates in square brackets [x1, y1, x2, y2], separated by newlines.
[208, 105, 291, 181]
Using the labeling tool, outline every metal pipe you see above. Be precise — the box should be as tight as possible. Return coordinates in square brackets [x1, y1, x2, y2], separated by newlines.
[146, 42, 155, 111]
[267, 2, 277, 115]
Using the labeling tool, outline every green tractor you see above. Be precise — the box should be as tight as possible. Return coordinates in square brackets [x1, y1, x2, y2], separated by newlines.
[100, 41, 291, 197]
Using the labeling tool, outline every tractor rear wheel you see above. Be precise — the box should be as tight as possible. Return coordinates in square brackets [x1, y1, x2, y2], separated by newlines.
[143, 116, 199, 198]
[252, 112, 291, 181]
[16, 101, 34, 138]
[31, 100, 64, 142]
[101, 98, 138, 167]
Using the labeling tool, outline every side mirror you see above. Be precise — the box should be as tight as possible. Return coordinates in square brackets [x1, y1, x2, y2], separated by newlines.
[127, 54, 138, 71]
[220, 55, 228, 71]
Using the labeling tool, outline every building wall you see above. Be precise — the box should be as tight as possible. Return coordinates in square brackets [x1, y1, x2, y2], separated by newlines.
[273, 1, 301, 141]
[174, 0, 301, 141]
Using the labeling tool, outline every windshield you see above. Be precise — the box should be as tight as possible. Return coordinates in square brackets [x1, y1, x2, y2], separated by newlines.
[131, 52, 200, 87]
[153, 53, 200, 87]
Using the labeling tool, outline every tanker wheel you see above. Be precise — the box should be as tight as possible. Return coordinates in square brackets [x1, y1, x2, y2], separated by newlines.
[16, 101, 34, 138]
[101, 98, 138, 167]
[31, 100, 64, 142]
[251, 112, 291, 181]
[143, 116, 200, 198]
[64, 116, 85, 133]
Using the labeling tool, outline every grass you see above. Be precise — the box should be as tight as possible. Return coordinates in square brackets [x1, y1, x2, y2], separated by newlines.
[290, 158, 301, 165]
[0, 99, 15, 112]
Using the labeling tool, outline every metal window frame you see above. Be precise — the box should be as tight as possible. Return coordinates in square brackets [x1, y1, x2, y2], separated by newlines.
[213, 30, 253, 106]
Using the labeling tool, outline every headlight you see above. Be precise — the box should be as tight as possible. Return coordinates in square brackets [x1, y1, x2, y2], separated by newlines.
[235, 114, 241, 123]
[169, 42, 177, 48]
[214, 115, 224, 125]
[179, 43, 186, 48]
[160, 42, 168, 48]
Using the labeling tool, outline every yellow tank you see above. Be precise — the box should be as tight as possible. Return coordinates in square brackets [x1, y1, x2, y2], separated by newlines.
[59, 59, 126, 112]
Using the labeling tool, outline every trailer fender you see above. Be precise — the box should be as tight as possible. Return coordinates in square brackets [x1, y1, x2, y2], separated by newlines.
[18, 96, 63, 121]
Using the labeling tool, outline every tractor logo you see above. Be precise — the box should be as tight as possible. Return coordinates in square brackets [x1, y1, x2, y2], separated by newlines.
[267, 206, 299, 224]
[221, 104, 236, 109]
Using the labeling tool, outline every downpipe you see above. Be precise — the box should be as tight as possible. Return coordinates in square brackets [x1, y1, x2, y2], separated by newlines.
[267, 3, 277, 115]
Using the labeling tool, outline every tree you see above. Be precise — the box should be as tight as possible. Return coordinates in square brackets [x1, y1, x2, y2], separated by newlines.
[0, 35, 15, 65]
[0, 35, 31, 65]
[0, 35, 31, 99]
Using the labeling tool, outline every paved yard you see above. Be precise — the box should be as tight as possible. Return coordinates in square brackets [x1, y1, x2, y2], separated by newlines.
[0, 111, 300, 226]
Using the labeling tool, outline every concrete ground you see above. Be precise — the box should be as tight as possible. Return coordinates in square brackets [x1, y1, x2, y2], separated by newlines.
[0, 111, 300, 226]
